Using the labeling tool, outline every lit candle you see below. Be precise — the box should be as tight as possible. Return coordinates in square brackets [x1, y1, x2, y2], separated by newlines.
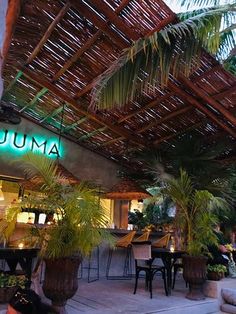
[18, 243, 24, 249]
[170, 245, 175, 252]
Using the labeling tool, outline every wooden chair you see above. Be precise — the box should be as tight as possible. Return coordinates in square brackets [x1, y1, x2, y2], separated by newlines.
[152, 233, 171, 248]
[132, 241, 167, 298]
[106, 231, 136, 279]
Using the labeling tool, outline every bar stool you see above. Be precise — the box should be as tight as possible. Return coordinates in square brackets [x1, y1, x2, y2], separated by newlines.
[80, 246, 99, 283]
[134, 230, 150, 242]
[152, 233, 171, 248]
[106, 230, 136, 280]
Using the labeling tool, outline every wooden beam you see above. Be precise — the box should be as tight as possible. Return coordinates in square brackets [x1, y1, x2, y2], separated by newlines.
[21, 68, 149, 147]
[100, 136, 124, 147]
[169, 82, 236, 138]
[78, 127, 107, 142]
[2, 70, 23, 96]
[26, 2, 71, 65]
[192, 64, 222, 83]
[70, 0, 128, 49]
[147, 14, 176, 36]
[180, 76, 236, 127]
[19, 87, 48, 112]
[101, 106, 192, 145]
[63, 117, 88, 132]
[39, 105, 65, 123]
[52, 32, 101, 81]
[1, 0, 21, 69]
[137, 106, 192, 134]
[213, 83, 236, 100]
[74, 13, 176, 99]
[153, 120, 205, 145]
[88, 0, 140, 40]
[53, 0, 131, 81]
[118, 93, 172, 123]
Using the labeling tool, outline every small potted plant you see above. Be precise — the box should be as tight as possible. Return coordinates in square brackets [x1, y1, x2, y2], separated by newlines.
[207, 264, 227, 281]
[0, 273, 27, 303]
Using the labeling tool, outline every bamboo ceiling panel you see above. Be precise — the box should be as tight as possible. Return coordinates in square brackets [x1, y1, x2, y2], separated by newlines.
[2, 0, 236, 169]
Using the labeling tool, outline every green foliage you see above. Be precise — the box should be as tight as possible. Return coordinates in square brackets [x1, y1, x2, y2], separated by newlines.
[8, 153, 114, 259]
[163, 169, 222, 256]
[0, 206, 21, 243]
[0, 273, 26, 289]
[128, 210, 146, 230]
[207, 264, 227, 273]
[134, 132, 235, 202]
[91, 2, 235, 109]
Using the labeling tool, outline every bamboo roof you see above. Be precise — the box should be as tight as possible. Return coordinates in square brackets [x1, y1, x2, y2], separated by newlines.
[2, 0, 235, 171]
[104, 178, 151, 200]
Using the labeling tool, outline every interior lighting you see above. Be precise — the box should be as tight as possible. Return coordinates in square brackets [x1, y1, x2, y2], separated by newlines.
[170, 245, 175, 252]
[18, 242, 24, 249]
[0, 181, 4, 201]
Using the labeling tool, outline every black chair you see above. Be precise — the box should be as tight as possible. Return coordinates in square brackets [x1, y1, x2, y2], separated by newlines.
[79, 246, 99, 283]
[132, 241, 167, 298]
[172, 260, 188, 289]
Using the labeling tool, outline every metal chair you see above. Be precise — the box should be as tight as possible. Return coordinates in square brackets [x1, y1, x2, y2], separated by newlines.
[152, 233, 171, 248]
[132, 241, 167, 298]
[81, 246, 99, 283]
[106, 230, 136, 280]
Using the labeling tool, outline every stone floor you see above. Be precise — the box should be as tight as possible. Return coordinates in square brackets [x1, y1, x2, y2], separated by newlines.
[0, 276, 223, 314]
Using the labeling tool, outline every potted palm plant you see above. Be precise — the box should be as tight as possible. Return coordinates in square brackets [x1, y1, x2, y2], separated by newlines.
[8, 153, 113, 313]
[163, 169, 225, 300]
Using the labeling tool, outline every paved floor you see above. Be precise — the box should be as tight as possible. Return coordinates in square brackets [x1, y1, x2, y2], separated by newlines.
[65, 276, 219, 314]
[0, 276, 221, 314]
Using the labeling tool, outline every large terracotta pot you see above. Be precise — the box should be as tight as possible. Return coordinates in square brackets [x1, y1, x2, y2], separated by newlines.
[42, 255, 82, 314]
[182, 255, 207, 300]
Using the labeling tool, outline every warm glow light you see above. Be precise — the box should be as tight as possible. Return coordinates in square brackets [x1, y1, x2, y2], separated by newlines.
[0, 181, 4, 201]
[18, 242, 24, 249]
[38, 213, 46, 224]
[170, 245, 175, 252]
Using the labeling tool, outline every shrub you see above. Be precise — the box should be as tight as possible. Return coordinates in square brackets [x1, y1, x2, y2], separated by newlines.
[207, 264, 227, 273]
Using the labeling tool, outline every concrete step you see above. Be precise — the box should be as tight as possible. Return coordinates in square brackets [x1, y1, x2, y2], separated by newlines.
[147, 298, 219, 314]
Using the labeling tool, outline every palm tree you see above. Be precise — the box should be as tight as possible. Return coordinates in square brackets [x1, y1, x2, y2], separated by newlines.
[4, 153, 112, 258]
[91, 0, 235, 110]
[163, 169, 220, 255]
[134, 132, 235, 201]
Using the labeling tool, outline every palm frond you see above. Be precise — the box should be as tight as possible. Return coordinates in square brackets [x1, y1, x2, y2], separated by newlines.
[91, 3, 235, 110]
[177, 0, 220, 10]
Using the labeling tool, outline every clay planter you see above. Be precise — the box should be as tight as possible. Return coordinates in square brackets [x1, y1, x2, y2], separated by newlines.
[42, 255, 82, 314]
[183, 255, 208, 300]
[0, 286, 18, 303]
[207, 271, 224, 281]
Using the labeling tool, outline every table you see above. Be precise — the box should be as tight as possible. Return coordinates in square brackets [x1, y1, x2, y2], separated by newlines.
[0, 247, 39, 284]
[151, 248, 185, 296]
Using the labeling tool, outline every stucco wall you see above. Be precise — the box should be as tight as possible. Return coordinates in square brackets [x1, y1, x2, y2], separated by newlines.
[0, 118, 120, 189]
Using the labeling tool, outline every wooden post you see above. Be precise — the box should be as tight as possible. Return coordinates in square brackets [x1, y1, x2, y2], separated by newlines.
[0, 0, 8, 98]
[0, 0, 20, 98]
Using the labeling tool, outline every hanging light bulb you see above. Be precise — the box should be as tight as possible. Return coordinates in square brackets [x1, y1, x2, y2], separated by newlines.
[0, 180, 4, 201]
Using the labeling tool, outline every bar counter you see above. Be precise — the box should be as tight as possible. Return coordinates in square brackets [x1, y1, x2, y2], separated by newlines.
[82, 229, 171, 279]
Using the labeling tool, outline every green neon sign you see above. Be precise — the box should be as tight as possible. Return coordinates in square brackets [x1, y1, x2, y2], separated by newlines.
[0, 129, 64, 158]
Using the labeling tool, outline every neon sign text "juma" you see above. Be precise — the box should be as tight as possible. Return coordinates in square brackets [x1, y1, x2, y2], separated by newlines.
[0, 129, 63, 158]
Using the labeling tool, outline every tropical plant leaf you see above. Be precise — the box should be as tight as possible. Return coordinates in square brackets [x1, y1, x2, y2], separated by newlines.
[91, 3, 235, 110]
